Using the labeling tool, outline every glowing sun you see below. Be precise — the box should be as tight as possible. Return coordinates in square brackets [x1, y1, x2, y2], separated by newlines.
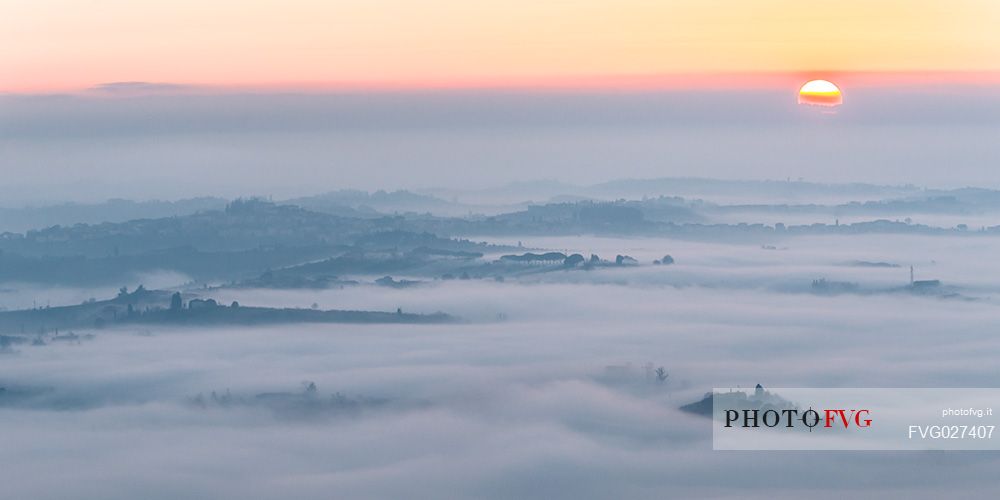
[798, 79, 843, 107]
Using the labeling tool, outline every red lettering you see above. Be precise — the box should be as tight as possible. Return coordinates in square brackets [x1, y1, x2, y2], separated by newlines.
[855, 409, 872, 427]
[823, 409, 840, 428]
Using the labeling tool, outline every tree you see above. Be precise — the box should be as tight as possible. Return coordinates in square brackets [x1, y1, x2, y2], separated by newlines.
[655, 367, 669, 384]
[563, 254, 585, 267]
[170, 292, 183, 311]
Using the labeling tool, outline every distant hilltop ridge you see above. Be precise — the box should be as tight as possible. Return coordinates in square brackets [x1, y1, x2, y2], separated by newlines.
[680, 385, 795, 417]
[9, 178, 1000, 236]
[0, 194, 998, 289]
[0, 286, 453, 338]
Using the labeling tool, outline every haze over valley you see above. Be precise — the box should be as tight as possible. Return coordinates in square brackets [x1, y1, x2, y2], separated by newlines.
[3, 176, 1000, 498]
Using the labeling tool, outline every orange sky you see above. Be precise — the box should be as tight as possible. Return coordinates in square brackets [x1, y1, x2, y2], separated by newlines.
[3, 0, 1000, 93]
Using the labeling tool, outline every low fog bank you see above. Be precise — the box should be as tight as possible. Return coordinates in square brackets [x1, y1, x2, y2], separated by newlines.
[2, 294, 999, 498]
[0, 234, 1000, 312]
[705, 211, 1000, 230]
[458, 234, 1000, 296]
[3, 234, 1000, 498]
[3, 88, 1000, 204]
[2, 233, 997, 312]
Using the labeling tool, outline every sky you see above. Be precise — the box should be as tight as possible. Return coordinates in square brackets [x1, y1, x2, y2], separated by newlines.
[5, 5, 1000, 496]
[2, 1, 999, 202]
[3, 0, 1000, 92]
[3, 87, 999, 203]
